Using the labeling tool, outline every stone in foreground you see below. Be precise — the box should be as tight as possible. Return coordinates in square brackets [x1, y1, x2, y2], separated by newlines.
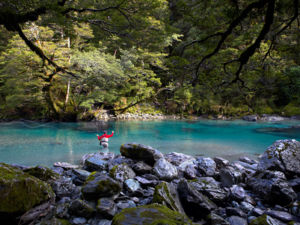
[153, 158, 178, 181]
[112, 204, 194, 225]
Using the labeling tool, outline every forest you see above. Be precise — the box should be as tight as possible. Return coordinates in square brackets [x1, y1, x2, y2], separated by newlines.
[0, 0, 299, 121]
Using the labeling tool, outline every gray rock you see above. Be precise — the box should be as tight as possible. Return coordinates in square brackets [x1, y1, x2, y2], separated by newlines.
[153, 158, 178, 181]
[242, 115, 258, 122]
[190, 177, 228, 203]
[258, 139, 300, 176]
[184, 164, 198, 179]
[55, 203, 70, 219]
[240, 201, 254, 213]
[71, 217, 87, 225]
[177, 179, 217, 219]
[237, 161, 258, 171]
[196, 157, 217, 176]
[82, 152, 115, 164]
[69, 199, 95, 218]
[132, 161, 152, 175]
[247, 170, 297, 206]
[107, 156, 135, 171]
[249, 214, 286, 225]
[116, 200, 136, 212]
[260, 115, 286, 122]
[73, 169, 91, 181]
[291, 201, 300, 217]
[124, 179, 140, 193]
[227, 216, 248, 225]
[53, 162, 79, 169]
[226, 207, 247, 218]
[207, 212, 230, 225]
[109, 163, 136, 183]
[120, 143, 163, 166]
[230, 185, 246, 201]
[82, 173, 121, 200]
[239, 157, 257, 165]
[165, 152, 196, 166]
[251, 208, 265, 217]
[135, 176, 159, 187]
[220, 165, 244, 187]
[97, 198, 117, 219]
[214, 157, 230, 168]
[98, 219, 112, 225]
[266, 209, 294, 222]
[152, 181, 185, 214]
[51, 177, 80, 199]
[84, 155, 108, 171]
[289, 177, 300, 192]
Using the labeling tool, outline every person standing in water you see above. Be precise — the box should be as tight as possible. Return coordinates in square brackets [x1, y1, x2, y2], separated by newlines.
[96, 131, 114, 148]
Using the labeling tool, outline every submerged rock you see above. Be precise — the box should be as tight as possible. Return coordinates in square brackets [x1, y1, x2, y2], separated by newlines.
[120, 143, 163, 166]
[0, 163, 55, 223]
[258, 139, 300, 176]
[112, 204, 193, 225]
[153, 158, 178, 181]
[82, 173, 121, 200]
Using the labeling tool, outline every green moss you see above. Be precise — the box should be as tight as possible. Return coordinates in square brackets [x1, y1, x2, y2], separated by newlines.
[109, 165, 119, 177]
[152, 182, 177, 212]
[85, 171, 97, 182]
[249, 214, 279, 225]
[0, 163, 55, 214]
[24, 166, 59, 182]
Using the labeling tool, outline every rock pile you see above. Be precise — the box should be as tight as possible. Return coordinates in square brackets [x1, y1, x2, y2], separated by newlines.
[0, 139, 299, 225]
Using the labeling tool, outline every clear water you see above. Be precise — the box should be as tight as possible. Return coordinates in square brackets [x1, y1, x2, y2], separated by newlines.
[0, 120, 299, 166]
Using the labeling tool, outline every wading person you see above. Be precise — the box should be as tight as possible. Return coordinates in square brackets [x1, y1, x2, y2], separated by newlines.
[96, 130, 114, 149]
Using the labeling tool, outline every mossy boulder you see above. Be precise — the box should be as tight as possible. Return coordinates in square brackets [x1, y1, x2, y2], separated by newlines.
[152, 182, 185, 214]
[82, 172, 121, 200]
[69, 199, 95, 218]
[112, 204, 194, 225]
[23, 165, 60, 182]
[120, 143, 163, 166]
[249, 214, 285, 225]
[38, 217, 71, 225]
[0, 163, 55, 223]
[258, 139, 300, 176]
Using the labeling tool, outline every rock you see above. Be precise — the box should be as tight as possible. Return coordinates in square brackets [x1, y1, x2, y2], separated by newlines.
[240, 201, 254, 213]
[249, 214, 286, 225]
[247, 170, 297, 206]
[242, 115, 258, 122]
[132, 161, 152, 175]
[112, 204, 193, 225]
[177, 179, 217, 219]
[71, 217, 87, 225]
[153, 158, 178, 181]
[164, 152, 196, 166]
[135, 175, 159, 187]
[265, 209, 294, 222]
[184, 164, 198, 179]
[109, 164, 136, 183]
[260, 115, 286, 122]
[220, 165, 244, 187]
[152, 181, 185, 214]
[237, 161, 258, 171]
[82, 173, 121, 200]
[120, 143, 163, 166]
[230, 185, 246, 201]
[251, 208, 265, 217]
[116, 200, 136, 212]
[0, 163, 55, 224]
[53, 162, 79, 169]
[81, 152, 115, 165]
[289, 177, 300, 192]
[124, 179, 140, 193]
[207, 212, 230, 225]
[290, 201, 300, 217]
[214, 157, 230, 169]
[69, 199, 95, 218]
[37, 217, 71, 225]
[72, 169, 91, 181]
[226, 207, 247, 218]
[97, 198, 117, 219]
[227, 216, 248, 225]
[97, 219, 112, 225]
[84, 155, 108, 171]
[239, 157, 257, 165]
[23, 165, 60, 182]
[55, 203, 70, 219]
[196, 157, 217, 176]
[190, 177, 228, 204]
[258, 139, 300, 176]
[51, 177, 80, 200]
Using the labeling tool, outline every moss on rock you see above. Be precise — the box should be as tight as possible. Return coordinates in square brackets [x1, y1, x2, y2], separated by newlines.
[112, 204, 193, 225]
[24, 165, 59, 182]
[0, 163, 55, 219]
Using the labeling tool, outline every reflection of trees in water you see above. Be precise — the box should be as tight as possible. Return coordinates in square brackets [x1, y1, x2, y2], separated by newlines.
[254, 126, 300, 139]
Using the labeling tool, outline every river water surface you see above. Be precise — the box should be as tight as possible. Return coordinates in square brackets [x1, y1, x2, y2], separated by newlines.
[0, 120, 299, 166]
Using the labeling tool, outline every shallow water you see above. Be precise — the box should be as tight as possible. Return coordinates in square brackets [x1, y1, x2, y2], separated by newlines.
[0, 120, 299, 166]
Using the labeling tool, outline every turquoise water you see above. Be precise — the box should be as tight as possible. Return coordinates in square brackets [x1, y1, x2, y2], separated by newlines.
[0, 120, 299, 166]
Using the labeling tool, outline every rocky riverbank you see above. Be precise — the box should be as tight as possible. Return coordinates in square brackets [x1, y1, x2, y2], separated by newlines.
[0, 139, 300, 225]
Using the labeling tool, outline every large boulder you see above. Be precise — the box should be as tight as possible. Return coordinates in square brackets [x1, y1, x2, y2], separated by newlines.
[84, 155, 108, 172]
[164, 152, 196, 166]
[112, 204, 193, 225]
[196, 157, 217, 176]
[82, 172, 121, 200]
[247, 170, 297, 206]
[152, 181, 185, 214]
[120, 143, 163, 166]
[0, 163, 55, 223]
[177, 179, 217, 220]
[69, 199, 95, 218]
[23, 166, 60, 182]
[153, 158, 178, 181]
[258, 139, 300, 176]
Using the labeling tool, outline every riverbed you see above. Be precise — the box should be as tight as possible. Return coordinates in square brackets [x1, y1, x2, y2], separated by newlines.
[0, 119, 299, 166]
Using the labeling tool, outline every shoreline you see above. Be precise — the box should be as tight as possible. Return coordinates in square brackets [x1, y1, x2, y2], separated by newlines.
[0, 139, 299, 225]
